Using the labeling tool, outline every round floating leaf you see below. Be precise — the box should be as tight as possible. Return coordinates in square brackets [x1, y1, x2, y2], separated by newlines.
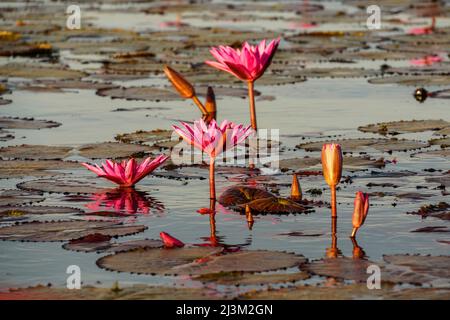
[0, 205, 82, 217]
[97, 87, 181, 102]
[0, 190, 44, 206]
[115, 129, 173, 145]
[271, 156, 384, 172]
[298, 138, 428, 153]
[19, 80, 117, 91]
[97, 247, 220, 275]
[0, 160, 79, 178]
[429, 137, 450, 148]
[412, 149, 450, 159]
[63, 236, 163, 253]
[359, 120, 450, 135]
[0, 63, 85, 79]
[193, 271, 309, 286]
[0, 117, 60, 130]
[369, 75, 450, 86]
[242, 197, 308, 214]
[218, 186, 275, 207]
[77, 142, 155, 159]
[98, 248, 305, 276]
[383, 254, 450, 283]
[0, 220, 146, 242]
[239, 283, 450, 300]
[0, 145, 72, 160]
[17, 179, 112, 194]
[1, 284, 222, 300]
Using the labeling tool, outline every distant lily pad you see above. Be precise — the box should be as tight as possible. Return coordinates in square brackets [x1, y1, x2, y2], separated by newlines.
[298, 138, 428, 153]
[0, 190, 44, 206]
[412, 149, 450, 159]
[63, 236, 163, 253]
[0, 160, 79, 178]
[271, 156, 384, 172]
[0, 145, 72, 160]
[115, 129, 173, 145]
[0, 220, 146, 242]
[368, 75, 450, 86]
[17, 179, 111, 194]
[0, 117, 61, 130]
[429, 137, 450, 148]
[19, 80, 117, 91]
[96, 87, 181, 102]
[359, 120, 450, 135]
[0, 205, 82, 217]
[77, 142, 155, 159]
[0, 63, 85, 79]
[97, 248, 305, 276]
[1, 284, 223, 300]
[407, 202, 450, 221]
[193, 271, 310, 286]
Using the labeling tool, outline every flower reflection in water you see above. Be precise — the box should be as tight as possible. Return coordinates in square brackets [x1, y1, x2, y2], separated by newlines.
[85, 188, 165, 215]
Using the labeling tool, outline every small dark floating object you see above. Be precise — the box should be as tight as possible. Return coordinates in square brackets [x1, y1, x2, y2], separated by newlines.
[414, 88, 428, 102]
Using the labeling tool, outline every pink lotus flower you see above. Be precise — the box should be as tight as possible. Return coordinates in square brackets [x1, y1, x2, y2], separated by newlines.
[160, 232, 185, 248]
[205, 38, 280, 82]
[410, 55, 443, 66]
[205, 38, 280, 130]
[81, 155, 168, 188]
[351, 191, 369, 238]
[173, 119, 253, 199]
[408, 17, 436, 35]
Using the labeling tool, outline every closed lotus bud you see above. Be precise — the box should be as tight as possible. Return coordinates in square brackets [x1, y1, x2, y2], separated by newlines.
[290, 173, 302, 200]
[202, 86, 217, 123]
[351, 192, 369, 237]
[163, 65, 195, 99]
[160, 231, 185, 248]
[321, 143, 343, 188]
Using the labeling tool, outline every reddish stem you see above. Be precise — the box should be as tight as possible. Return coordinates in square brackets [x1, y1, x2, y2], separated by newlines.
[247, 81, 257, 131]
[331, 186, 337, 218]
[209, 158, 216, 200]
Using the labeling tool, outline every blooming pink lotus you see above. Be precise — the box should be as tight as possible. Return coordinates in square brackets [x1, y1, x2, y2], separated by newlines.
[205, 38, 280, 130]
[173, 119, 253, 199]
[81, 155, 168, 188]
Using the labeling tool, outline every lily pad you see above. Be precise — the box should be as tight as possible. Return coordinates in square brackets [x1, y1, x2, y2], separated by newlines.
[368, 75, 450, 86]
[407, 202, 450, 221]
[63, 236, 163, 253]
[218, 186, 275, 207]
[241, 197, 308, 214]
[0, 190, 44, 206]
[298, 138, 428, 153]
[359, 119, 450, 135]
[0, 160, 79, 178]
[193, 271, 309, 286]
[0, 63, 85, 79]
[18, 80, 117, 91]
[97, 248, 305, 276]
[271, 156, 385, 172]
[96, 87, 181, 102]
[0, 117, 61, 130]
[0, 145, 72, 160]
[17, 179, 111, 194]
[429, 137, 450, 148]
[0, 220, 146, 242]
[77, 142, 155, 159]
[115, 129, 173, 145]
[412, 149, 450, 159]
[0, 205, 82, 217]
[239, 283, 450, 300]
[1, 284, 223, 300]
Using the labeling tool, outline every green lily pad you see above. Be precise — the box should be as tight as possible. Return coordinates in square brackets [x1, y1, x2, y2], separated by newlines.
[368, 75, 450, 86]
[0, 145, 72, 160]
[298, 138, 428, 153]
[0, 117, 61, 130]
[193, 271, 309, 286]
[0, 220, 146, 242]
[0, 190, 44, 206]
[0, 160, 79, 179]
[17, 179, 112, 194]
[63, 237, 163, 253]
[0, 63, 86, 79]
[359, 119, 450, 135]
[97, 248, 305, 276]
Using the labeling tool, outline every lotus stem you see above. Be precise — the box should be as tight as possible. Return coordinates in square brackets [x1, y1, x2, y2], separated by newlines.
[192, 95, 208, 115]
[209, 158, 216, 200]
[209, 200, 217, 246]
[331, 185, 337, 218]
[351, 227, 357, 238]
[247, 80, 257, 131]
